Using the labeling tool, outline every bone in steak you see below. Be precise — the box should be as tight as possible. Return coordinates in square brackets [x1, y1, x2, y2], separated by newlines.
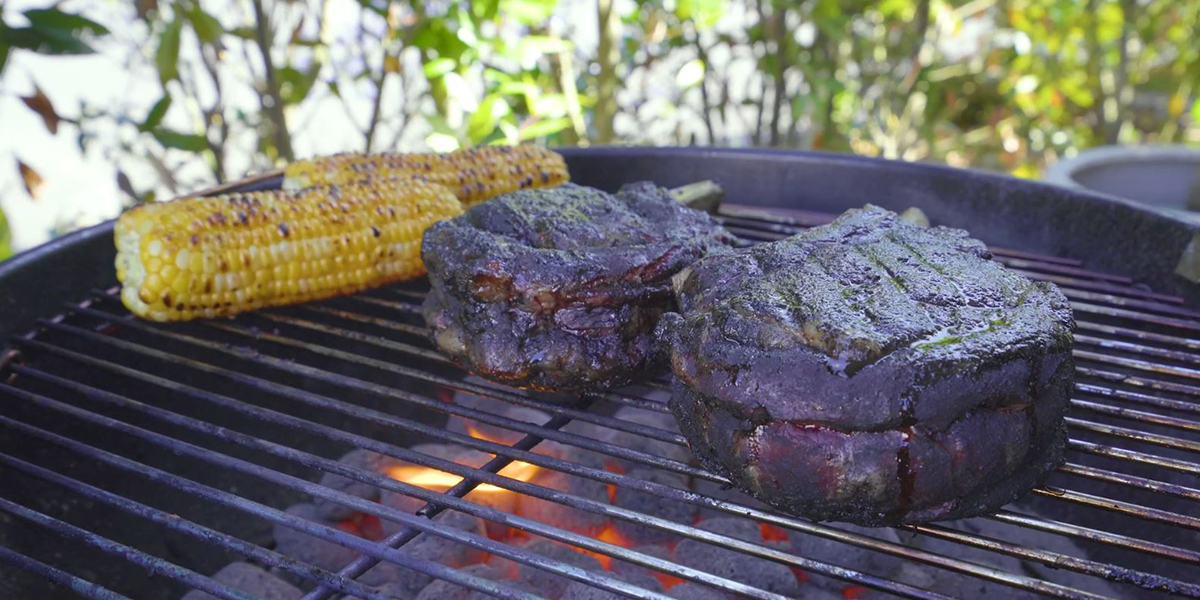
[422, 182, 733, 392]
[657, 205, 1075, 525]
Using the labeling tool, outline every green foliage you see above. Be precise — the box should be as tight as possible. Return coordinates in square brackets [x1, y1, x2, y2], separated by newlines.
[1, 7, 108, 58]
[184, 6, 224, 44]
[152, 127, 207, 151]
[0, 206, 11, 261]
[155, 18, 183, 85]
[140, 96, 173, 132]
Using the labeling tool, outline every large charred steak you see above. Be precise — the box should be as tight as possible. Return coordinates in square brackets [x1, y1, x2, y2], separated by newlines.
[658, 205, 1075, 525]
[422, 182, 733, 392]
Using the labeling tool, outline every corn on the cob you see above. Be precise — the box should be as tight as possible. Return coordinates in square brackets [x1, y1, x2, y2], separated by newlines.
[115, 178, 463, 322]
[282, 145, 570, 205]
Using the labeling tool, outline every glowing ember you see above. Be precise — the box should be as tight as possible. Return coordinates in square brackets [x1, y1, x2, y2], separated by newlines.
[589, 526, 628, 571]
[843, 585, 868, 599]
[760, 523, 790, 542]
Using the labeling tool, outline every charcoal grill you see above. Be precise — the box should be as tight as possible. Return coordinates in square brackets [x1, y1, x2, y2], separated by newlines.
[2, 147, 1199, 599]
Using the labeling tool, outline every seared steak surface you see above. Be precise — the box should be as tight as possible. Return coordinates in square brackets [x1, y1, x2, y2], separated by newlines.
[423, 182, 732, 392]
[658, 205, 1075, 524]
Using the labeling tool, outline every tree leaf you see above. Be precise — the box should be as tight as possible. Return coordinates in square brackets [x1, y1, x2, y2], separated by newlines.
[1192, 99, 1200, 125]
[468, 94, 510, 143]
[518, 117, 570, 141]
[20, 85, 60, 134]
[152, 127, 207, 151]
[16, 159, 45, 200]
[4, 25, 96, 54]
[23, 8, 109, 35]
[156, 18, 183, 85]
[278, 65, 321, 105]
[139, 95, 172, 132]
[116, 169, 138, 200]
[0, 204, 12, 261]
[675, 0, 729, 27]
[228, 26, 256, 39]
[0, 40, 9, 76]
[185, 6, 223, 44]
[423, 57, 456, 79]
[500, 0, 558, 25]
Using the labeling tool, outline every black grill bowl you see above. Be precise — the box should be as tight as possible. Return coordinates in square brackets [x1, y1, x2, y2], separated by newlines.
[2, 147, 1199, 600]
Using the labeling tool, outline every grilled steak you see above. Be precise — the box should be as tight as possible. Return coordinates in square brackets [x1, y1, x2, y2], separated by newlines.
[658, 205, 1075, 525]
[422, 182, 733, 392]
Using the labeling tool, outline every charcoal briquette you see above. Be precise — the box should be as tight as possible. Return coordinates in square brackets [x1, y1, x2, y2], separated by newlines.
[181, 561, 301, 600]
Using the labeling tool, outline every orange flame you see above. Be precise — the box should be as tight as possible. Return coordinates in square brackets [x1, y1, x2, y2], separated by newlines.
[383, 425, 541, 494]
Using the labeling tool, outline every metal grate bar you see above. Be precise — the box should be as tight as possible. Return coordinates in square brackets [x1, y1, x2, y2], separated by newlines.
[4, 204, 1200, 600]
[1076, 348, 1200, 381]
[0, 545, 131, 600]
[344, 289, 1200, 420]
[1070, 302, 1200, 334]
[65, 298, 1200, 534]
[8, 335, 852, 598]
[9, 333, 1115, 598]
[23, 319, 1200, 557]
[1058, 462, 1200, 501]
[907, 524, 1200, 598]
[63, 301, 1200, 521]
[170, 293, 1200, 456]
[1076, 334, 1200, 366]
[1070, 399, 1200, 433]
[1031, 486, 1200, 531]
[4, 337, 951, 599]
[1077, 365, 1200, 399]
[1066, 416, 1200, 454]
[0, 496, 253, 600]
[1075, 381, 1200, 415]
[23, 340, 1195, 597]
[1068, 438, 1200, 476]
[0, 452, 394, 600]
[305, 411, 583, 600]
[989, 510, 1200, 564]
[0, 363, 871, 600]
[38, 312, 709, 481]
[0, 386, 580, 600]
[1076, 320, 1200, 352]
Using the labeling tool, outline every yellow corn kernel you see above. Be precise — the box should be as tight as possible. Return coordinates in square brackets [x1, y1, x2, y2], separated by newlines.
[114, 178, 464, 322]
[282, 145, 569, 205]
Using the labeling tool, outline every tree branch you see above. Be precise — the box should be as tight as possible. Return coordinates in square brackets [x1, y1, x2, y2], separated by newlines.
[251, 0, 295, 162]
[594, 0, 620, 143]
[198, 43, 228, 182]
[691, 25, 718, 144]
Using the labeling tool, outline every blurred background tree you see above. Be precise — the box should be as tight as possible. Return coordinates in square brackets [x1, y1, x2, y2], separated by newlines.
[0, 0, 1197, 260]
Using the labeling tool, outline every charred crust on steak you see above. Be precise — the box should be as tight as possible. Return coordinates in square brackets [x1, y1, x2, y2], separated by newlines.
[658, 205, 1075, 525]
[422, 182, 733, 392]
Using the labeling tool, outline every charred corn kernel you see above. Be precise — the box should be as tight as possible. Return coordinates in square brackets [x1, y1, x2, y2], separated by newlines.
[114, 179, 463, 322]
[282, 145, 569, 205]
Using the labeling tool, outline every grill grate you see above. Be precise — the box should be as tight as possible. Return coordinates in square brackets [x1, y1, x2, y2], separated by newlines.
[2, 204, 1199, 599]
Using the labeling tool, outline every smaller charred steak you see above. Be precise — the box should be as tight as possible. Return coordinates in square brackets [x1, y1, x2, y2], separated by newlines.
[658, 205, 1075, 525]
[422, 182, 732, 392]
